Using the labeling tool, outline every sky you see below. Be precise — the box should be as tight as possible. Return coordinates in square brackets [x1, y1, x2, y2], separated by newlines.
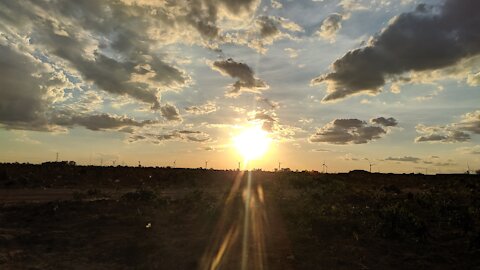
[0, 0, 479, 173]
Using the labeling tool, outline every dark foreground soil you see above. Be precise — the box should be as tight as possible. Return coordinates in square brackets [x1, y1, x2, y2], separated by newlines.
[1, 164, 480, 269]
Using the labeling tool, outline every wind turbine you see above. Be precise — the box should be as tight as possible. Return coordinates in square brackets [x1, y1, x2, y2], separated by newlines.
[205, 160, 208, 169]
[466, 162, 470, 174]
[322, 161, 327, 173]
[278, 161, 281, 171]
[366, 158, 375, 173]
[173, 160, 176, 168]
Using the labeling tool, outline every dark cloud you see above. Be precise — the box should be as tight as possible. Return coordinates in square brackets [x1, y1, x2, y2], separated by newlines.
[256, 16, 281, 39]
[50, 111, 156, 132]
[312, 0, 480, 102]
[432, 161, 457, 167]
[250, 111, 276, 123]
[423, 160, 457, 166]
[415, 111, 479, 143]
[128, 129, 210, 144]
[248, 111, 277, 132]
[385, 156, 421, 163]
[212, 58, 268, 97]
[0, 41, 161, 133]
[371, 117, 398, 127]
[160, 104, 182, 122]
[0, 43, 64, 131]
[177, 130, 202, 134]
[309, 117, 394, 145]
[0, 1, 194, 109]
[0, 0, 264, 117]
[252, 16, 302, 52]
[415, 130, 470, 143]
[218, 0, 260, 17]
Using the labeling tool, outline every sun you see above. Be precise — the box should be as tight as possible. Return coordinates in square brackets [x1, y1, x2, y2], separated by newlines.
[233, 125, 272, 161]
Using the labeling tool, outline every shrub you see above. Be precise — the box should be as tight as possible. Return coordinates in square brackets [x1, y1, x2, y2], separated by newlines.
[377, 203, 428, 241]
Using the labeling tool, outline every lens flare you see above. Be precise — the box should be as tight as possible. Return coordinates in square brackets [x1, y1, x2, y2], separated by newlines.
[233, 125, 271, 161]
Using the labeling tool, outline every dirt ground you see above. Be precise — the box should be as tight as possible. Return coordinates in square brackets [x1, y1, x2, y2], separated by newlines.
[1, 164, 480, 269]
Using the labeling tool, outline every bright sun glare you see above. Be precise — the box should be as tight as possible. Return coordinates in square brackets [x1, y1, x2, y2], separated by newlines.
[233, 125, 272, 161]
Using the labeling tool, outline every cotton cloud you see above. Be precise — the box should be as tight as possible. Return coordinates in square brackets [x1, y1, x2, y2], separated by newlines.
[160, 104, 182, 122]
[415, 110, 480, 143]
[467, 72, 480, 86]
[185, 101, 218, 115]
[415, 124, 471, 143]
[284, 48, 300, 59]
[309, 117, 397, 144]
[211, 58, 269, 97]
[457, 110, 480, 134]
[317, 13, 343, 42]
[271, 0, 283, 9]
[312, 0, 480, 102]
[225, 15, 303, 53]
[370, 117, 398, 127]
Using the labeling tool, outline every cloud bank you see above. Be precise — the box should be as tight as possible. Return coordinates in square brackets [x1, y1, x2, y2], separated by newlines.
[312, 0, 480, 102]
[415, 110, 480, 143]
[309, 117, 397, 144]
